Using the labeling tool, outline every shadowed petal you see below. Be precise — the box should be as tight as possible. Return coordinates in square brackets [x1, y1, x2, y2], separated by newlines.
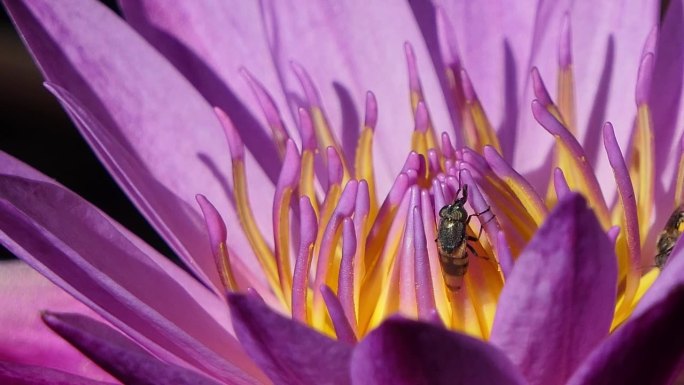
[3, 0, 272, 288]
[490, 193, 617, 385]
[566, 286, 684, 385]
[0, 261, 115, 382]
[43, 312, 223, 385]
[633, 235, 684, 319]
[651, 0, 684, 228]
[350, 318, 526, 385]
[436, 0, 537, 158]
[0, 175, 266, 384]
[0, 361, 115, 385]
[519, 0, 658, 191]
[228, 293, 352, 385]
[121, 1, 453, 193]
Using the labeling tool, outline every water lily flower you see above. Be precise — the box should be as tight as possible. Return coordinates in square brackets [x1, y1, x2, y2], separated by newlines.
[2, 0, 684, 384]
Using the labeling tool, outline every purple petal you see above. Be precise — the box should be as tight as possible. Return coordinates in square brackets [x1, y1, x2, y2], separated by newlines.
[490, 193, 617, 385]
[566, 286, 684, 385]
[350, 318, 526, 385]
[651, 0, 684, 231]
[633, 234, 684, 319]
[43, 312, 223, 385]
[0, 175, 266, 383]
[520, 0, 658, 193]
[0, 261, 115, 382]
[4, 0, 272, 288]
[123, 1, 452, 193]
[0, 361, 115, 385]
[436, 0, 537, 159]
[228, 293, 352, 385]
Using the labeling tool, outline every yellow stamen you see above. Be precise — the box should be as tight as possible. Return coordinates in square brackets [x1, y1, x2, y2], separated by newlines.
[310, 107, 351, 183]
[216, 242, 238, 291]
[274, 187, 294, 307]
[299, 149, 320, 218]
[354, 127, 378, 220]
[557, 67, 577, 134]
[232, 160, 284, 302]
[630, 105, 655, 245]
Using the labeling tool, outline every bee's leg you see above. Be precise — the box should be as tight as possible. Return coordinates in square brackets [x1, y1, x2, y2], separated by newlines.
[467, 241, 501, 270]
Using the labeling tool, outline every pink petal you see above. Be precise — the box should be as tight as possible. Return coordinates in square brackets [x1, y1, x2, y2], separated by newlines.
[4, 0, 272, 288]
[0, 175, 266, 384]
[228, 293, 352, 385]
[0, 261, 116, 382]
[121, 0, 452, 194]
[566, 286, 684, 385]
[350, 318, 526, 385]
[43, 312, 223, 385]
[0, 361, 115, 385]
[490, 193, 617, 385]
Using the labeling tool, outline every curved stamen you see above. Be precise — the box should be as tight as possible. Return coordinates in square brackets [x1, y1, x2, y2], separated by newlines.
[460, 69, 501, 153]
[338, 217, 358, 334]
[413, 205, 437, 321]
[240, 68, 289, 158]
[273, 141, 301, 306]
[321, 285, 357, 344]
[196, 194, 238, 292]
[215, 107, 281, 298]
[292, 196, 318, 322]
[297, 108, 320, 218]
[291, 62, 350, 181]
[532, 100, 612, 228]
[557, 13, 577, 133]
[354, 92, 379, 220]
[553, 167, 571, 200]
[603, 122, 641, 321]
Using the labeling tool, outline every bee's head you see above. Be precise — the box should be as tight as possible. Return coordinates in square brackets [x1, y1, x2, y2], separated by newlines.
[440, 185, 469, 220]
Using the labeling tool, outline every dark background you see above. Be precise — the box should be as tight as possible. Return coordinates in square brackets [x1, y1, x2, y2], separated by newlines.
[0, 2, 173, 259]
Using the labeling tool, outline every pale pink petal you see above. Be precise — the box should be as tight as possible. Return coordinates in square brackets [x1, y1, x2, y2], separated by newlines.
[0, 261, 116, 383]
[0, 175, 267, 384]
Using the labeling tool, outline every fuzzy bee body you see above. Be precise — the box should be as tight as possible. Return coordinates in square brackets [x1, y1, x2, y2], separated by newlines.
[436, 184, 489, 292]
[655, 205, 684, 269]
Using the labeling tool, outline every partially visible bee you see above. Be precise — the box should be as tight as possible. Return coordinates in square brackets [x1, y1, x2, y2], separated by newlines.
[655, 205, 684, 269]
[436, 183, 491, 291]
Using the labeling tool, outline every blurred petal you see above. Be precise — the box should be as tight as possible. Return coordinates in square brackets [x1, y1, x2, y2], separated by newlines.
[43, 312, 223, 385]
[350, 318, 526, 385]
[0, 361, 115, 385]
[0, 175, 266, 384]
[491, 193, 617, 385]
[228, 293, 352, 385]
[0, 261, 115, 382]
[0, 151, 55, 183]
[3, 0, 270, 288]
[566, 286, 684, 385]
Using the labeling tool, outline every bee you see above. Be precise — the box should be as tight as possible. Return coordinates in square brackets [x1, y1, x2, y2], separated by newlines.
[654, 205, 684, 269]
[436, 183, 491, 291]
